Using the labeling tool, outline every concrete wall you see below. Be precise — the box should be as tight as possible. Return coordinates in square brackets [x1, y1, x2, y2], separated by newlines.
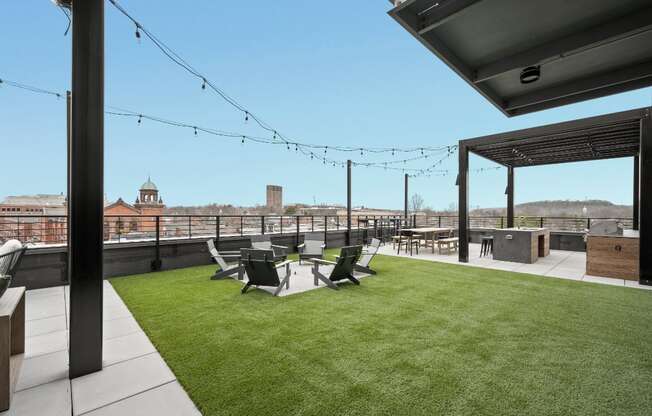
[12, 228, 584, 291]
[11, 230, 366, 290]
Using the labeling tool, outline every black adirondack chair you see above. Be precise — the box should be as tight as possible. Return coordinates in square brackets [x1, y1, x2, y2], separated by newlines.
[240, 248, 293, 296]
[310, 245, 363, 290]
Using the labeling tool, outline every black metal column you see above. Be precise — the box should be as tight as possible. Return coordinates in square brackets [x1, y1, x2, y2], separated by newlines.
[69, 0, 104, 379]
[404, 173, 408, 219]
[640, 109, 651, 286]
[507, 166, 514, 228]
[347, 160, 352, 246]
[634, 155, 640, 231]
[458, 144, 469, 262]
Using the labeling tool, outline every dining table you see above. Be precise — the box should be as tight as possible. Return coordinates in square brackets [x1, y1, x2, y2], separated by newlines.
[401, 227, 455, 253]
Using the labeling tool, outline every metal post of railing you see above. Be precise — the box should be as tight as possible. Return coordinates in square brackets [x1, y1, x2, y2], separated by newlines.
[500, 217, 504, 228]
[311, 216, 314, 232]
[587, 217, 591, 230]
[296, 216, 300, 250]
[16, 217, 20, 242]
[152, 216, 161, 271]
[438, 216, 442, 228]
[280, 216, 283, 235]
[188, 216, 192, 239]
[240, 216, 244, 237]
[540, 217, 544, 228]
[261, 216, 265, 235]
[215, 216, 220, 250]
[336, 216, 340, 230]
[357, 216, 360, 245]
[324, 216, 328, 248]
[117, 216, 121, 242]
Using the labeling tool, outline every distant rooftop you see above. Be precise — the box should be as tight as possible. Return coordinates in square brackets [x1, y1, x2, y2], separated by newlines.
[140, 176, 158, 191]
[1, 194, 66, 206]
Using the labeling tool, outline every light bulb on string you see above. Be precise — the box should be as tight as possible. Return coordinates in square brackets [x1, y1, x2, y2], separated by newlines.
[201, 78, 206, 90]
[244, 111, 249, 123]
[194, 127, 198, 136]
[135, 23, 141, 41]
[241, 136, 245, 145]
[137, 115, 142, 125]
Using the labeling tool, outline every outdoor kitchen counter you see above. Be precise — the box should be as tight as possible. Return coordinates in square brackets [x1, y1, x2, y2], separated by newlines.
[492, 228, 550, 264]
[586, 231, 639, 281]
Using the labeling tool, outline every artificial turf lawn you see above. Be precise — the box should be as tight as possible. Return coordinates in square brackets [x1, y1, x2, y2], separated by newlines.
[110, 251, 652, 416]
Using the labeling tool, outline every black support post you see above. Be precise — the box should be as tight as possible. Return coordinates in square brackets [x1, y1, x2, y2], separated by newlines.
[640, 109, 651, 286]
[404, 173, 408, 219]
[69, 0, 104, 379]
[507, 166, 514, 228]
[347, 160, 352, 246]
[634, 155, 640, 231]
[458, 144, 469, 263]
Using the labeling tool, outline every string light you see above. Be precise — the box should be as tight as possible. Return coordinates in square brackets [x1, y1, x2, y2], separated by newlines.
[135, 23, 141, 40]
[106, 0, 462, 157]
[3, 77, 500, 179]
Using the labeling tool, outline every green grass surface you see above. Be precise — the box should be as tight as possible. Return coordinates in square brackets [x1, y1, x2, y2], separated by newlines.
[110, 251, 652, 416]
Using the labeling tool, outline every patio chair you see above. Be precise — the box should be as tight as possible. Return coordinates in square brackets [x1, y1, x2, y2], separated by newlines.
[311, 245, 363, 290]
[207, 239, 244, 280]
[249, 234, 288, 262]
[0, 239, 27, 278]
[354, 238, 381, 275]
[298, 232, 326, 264]
[436, 230, 459, 255]
[240, 249, 293, 296]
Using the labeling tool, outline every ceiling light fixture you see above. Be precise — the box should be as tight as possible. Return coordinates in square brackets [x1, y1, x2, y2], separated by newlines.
[520, 65, 541, 84]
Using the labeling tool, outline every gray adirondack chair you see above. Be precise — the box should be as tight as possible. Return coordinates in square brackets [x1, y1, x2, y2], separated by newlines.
[0, 240, 27, 297]
[298, 232, 326, 264]
[207, 239, 244, 280]
[311, 245, 363, 290]
[355, 238, 380, 275]
[240, 249, 293, 296]
[249, 235, 288, 262]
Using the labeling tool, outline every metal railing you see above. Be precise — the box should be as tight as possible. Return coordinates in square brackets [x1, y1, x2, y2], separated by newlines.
[421, 215, 634, 232]
[0, 214, 635, 247]
[0, 214, 410, 247]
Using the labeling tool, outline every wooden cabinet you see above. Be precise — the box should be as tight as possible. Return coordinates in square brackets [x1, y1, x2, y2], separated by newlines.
[586, 236, 639, 280]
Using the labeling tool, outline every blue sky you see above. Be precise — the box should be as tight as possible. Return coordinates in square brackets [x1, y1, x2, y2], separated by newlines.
[2, 1, 651, 210]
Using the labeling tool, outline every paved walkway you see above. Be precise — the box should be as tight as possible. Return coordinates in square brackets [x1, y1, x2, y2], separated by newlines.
[378, 243, 652, 290]
[2, 281, 201, 416]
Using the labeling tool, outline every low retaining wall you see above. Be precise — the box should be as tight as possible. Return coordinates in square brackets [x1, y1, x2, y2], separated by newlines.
[12, 230, 366, 290]
[12, 228, 585, 290]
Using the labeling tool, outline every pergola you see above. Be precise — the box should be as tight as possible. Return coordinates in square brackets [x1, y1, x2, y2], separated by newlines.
[457, 107, 652, 285]
[388, 0, 652, 116]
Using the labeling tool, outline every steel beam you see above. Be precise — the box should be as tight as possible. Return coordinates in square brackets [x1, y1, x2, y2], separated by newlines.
[505, 61, 652, 112]
[507, 166, 514, 228]
[404, 173, 409, 219]
[458, 144, 469, 262]
[347, 160, 352, 246]
[417, 0, 484, 35]
[69, 0, 104, 378]
[640, 110, 651, 285]
[634, 155, 640, 230]
[475, 9, 652, 83]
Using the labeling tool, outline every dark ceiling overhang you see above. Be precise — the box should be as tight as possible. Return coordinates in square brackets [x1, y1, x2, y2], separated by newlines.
[388, 0, 652, 117]
[460, 107, 650, 168]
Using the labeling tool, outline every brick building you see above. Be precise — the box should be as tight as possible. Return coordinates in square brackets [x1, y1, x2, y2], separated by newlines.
[266, 185, 283, 213]
[103, 177, 165, 241]
[1, 178, 166, 244]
